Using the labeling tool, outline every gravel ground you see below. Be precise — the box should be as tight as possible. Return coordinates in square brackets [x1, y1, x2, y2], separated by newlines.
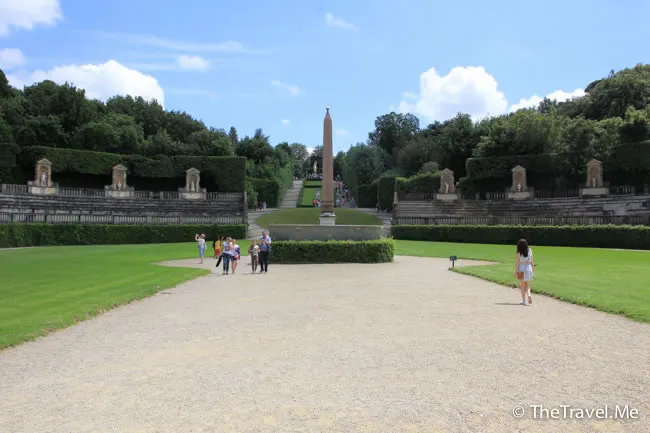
[0, 256, 648, 433]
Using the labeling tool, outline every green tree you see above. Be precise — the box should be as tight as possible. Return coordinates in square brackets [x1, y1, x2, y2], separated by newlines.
[368, 112, 420, 167]
[228, 126, 238, 147]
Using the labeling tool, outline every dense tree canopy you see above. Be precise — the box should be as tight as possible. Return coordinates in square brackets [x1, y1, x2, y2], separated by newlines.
[2, 63, 650, 205]
[342, 64, 650, 199]
[0, 74, 311, 205]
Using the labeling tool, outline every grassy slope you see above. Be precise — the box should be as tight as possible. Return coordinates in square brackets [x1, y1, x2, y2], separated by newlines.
[257, 208, 381, 226]
[299, 187, 320, 207]
[395, 240, 650, 323]
[0, 244, 206, 349]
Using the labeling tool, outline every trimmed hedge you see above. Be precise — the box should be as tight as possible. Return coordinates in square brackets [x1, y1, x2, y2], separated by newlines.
[608, 141, 650, 171]
[18, 147, 246, 192]
[396, 171, 441, 193]
[270, 239, 394, 263]
[0, 223, 247, 248]
[252, 166, 293, 208]
[392, 224, 650, 250]
[377, 176, 396, 210]
[357, 182, 377, 208]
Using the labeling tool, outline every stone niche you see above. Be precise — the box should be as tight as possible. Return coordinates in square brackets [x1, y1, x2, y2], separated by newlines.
[179, 168, 207, 199]
[580, 159, 609, 197]
[507, 165, 532, 200]
[27, 158, 58, 195]
[435, 168, 459, 201]
[105, 164, 135, 198]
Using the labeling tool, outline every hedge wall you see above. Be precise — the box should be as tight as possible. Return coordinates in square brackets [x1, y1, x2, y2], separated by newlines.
[392, 224, 650, 250]
[465, 153, 578, 192]
[377, 176, 396, 210]
[608, 141, 650, 171]
[356, 182, 377, 208]
[17, 147, 246, 192]
[0, 223, 247, 248]
[270, 239, 394, 263]
[251, 166, 293, 207]
[396, 172, 441, 193]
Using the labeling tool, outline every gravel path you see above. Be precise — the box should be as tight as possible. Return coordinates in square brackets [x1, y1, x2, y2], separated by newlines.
[0, 256, 648, 432]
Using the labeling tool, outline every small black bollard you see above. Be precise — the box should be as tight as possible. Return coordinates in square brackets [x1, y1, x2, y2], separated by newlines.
[449, 255, 457, 269]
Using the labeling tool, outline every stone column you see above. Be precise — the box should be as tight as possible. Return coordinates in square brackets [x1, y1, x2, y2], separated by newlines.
[320, 107, 335, 225]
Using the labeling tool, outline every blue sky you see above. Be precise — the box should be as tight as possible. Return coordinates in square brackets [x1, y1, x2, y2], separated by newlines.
[1, 0, 649, 154]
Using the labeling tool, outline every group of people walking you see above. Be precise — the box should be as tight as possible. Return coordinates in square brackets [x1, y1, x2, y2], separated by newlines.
[196, 231, 272, 275]
[199, 232, 534, 304]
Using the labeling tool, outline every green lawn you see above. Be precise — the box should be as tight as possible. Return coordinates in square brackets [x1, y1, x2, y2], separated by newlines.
[395, 240, 650, 323]
[303, 180, 322, 188]
[257, 208, 382, 226]
[0, 244, 207, 349]
[2, 238, 648, 349]
[299, 186, 320, 207]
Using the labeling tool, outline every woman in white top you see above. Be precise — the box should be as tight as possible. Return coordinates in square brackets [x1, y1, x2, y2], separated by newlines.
[195, 233, 206, 264]
[515, 238, 535, 305]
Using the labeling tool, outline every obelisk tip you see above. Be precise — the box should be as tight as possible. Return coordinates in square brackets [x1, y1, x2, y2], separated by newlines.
[326, 105, 330, 111]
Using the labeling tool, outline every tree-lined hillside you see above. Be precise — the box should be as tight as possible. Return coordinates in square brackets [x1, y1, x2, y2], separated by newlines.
[341, 64, 650, 206]
[0, 70, 311, 206]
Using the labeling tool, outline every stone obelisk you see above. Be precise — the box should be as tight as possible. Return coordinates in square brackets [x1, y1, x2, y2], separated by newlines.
[319, 106, 336, 225]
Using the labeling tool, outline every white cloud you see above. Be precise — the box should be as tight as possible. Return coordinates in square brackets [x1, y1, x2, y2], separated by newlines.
[398, 66, 508, 122]
[281, 119, 290, 126]
[0, 0, 62, 37]
[398, 65, 588, 122]
[508, 88, 585, 113]
[8, 60, 164, 106]
[306, 147, 315, 156]
[335, 129, 348, 136]
[324, 12, 356, 30]
[176, 55, 209, 71]
[271, 80, 302, 96]
[0, 48, 26, 69]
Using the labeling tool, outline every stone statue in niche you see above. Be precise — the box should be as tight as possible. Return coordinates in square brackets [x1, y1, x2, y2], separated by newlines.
[592, 177, 596, 188]
[517, 182, 522, 192]
[445, 182, 450, 194]
[190, 181, 196, 192]
[40, 171, 47, 187]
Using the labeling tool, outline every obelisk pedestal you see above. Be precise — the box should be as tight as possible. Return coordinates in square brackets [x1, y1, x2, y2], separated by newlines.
[320, 106, 336, 226]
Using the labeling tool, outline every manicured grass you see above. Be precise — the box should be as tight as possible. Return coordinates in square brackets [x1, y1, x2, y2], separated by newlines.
[299, 186, 320, 207]
[0, 244, 205, 349]
[257, 208, 382, 226]
[395, 240, 650, 323]
[303, 180, 322, 188]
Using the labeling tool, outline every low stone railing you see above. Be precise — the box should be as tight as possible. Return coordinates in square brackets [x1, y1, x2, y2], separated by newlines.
[0, 184, 244, 202]
[392, 215, 650, 226]
[0, 213, 245, 225]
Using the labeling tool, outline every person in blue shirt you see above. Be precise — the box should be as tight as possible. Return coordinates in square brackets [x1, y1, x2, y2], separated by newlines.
[258, 231, 272, 273]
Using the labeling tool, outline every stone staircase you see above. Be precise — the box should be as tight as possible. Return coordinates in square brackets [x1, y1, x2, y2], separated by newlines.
[354, 207, 393, 236]
[247, 208, 274, 239]
[278, 180, 303, 209]
[394, 195, 650, 218]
